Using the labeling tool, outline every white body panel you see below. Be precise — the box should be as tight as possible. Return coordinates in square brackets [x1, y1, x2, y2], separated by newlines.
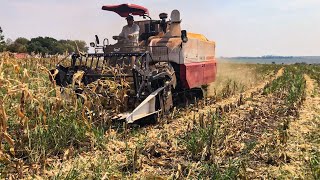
[149, 37, 215, 64]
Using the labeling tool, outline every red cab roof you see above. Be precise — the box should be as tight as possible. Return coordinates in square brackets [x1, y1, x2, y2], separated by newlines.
[102, 4, 149, 17]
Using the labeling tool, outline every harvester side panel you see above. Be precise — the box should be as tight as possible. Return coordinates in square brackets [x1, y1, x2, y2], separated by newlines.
[179, 34, 216, 89]
[182, 38, 198, 63]
[179, 60, 217, 89]
[149, 34, 216, 89]
[203, 60, 217, 84]
[149, 38, 183, 63]
[149, 35, 215, 65]
[183, 35, 215, 64]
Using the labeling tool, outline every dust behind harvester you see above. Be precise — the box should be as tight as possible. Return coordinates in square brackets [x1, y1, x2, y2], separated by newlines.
[51, 4, 217, 123]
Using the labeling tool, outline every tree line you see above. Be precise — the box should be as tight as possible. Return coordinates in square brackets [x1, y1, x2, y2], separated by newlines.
[0, 26, 88, 56]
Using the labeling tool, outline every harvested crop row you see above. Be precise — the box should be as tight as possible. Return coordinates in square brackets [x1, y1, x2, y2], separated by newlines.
[178, 67, 307, 178]
[38, 66, 284, 179]
[270, 74, 320, 179]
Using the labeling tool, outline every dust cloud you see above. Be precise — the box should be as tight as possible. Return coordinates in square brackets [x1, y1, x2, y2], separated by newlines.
[207, 60, 260, 97]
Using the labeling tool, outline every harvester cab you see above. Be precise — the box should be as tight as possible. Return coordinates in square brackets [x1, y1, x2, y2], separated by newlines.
[52, 4, 217, 123]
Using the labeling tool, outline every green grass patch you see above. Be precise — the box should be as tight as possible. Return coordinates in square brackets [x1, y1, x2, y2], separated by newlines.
[263, 66, 306, 106]
[197, 160, 241, 179]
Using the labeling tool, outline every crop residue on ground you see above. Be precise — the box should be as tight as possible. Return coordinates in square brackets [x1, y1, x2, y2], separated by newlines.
[1, 53, 320, 179]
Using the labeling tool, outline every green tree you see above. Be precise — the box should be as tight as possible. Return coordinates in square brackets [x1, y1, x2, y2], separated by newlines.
[27, 41, 45, 54]
[58, 40, 75, 54]
[15, 37, 29, 45]
[74, 40, 88, 53]
[58, 40, 88, 54]
[0, 26, 6, 52]
[27, 37, 57, 56]
[7, 37, 29, 53]
[6, 38, 13, 46]
[4, 35, 88, 55]
[56, 41, 75, 54]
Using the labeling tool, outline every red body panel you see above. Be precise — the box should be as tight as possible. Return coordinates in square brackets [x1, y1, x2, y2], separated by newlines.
[102, 4, 149, 17]
[180, 60, 217, 89]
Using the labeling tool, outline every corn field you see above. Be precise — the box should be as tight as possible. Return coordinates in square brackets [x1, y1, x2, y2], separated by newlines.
[1, 53, 320, 179]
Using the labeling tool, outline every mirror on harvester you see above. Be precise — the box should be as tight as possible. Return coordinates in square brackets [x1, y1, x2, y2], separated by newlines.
[90, 42, 95, 47]
[95, 35, 100, 45]
[181, 30, 188, 43]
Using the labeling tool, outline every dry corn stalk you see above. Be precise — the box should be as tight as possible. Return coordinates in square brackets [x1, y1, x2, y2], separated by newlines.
[72, 71, 85, 87]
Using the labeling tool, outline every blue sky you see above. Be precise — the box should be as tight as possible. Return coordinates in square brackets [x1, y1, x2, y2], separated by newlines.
[1, 0, 319, 56]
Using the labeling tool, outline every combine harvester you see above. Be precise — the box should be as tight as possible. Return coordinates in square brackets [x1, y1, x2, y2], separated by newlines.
[52, 4, 217, 123]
